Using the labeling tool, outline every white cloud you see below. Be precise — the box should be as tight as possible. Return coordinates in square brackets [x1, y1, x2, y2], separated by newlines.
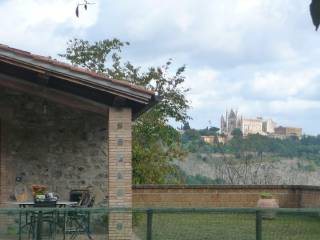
[184, 68, 243, 109]
[105, 0, 307, 60]
[251, 69, 320, 99]
[269, 98, 320, 113]
[1, 0, 320, 133]
[0, 0, 100, 55]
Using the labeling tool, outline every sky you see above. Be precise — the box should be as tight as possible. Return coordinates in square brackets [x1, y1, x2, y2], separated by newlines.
[0, 0, 319, 134]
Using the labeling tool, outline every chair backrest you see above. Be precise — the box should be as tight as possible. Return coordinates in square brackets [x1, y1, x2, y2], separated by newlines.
[80, 192, 95, 207]
[85, 195, 95, 208]
[69, 189, 95, 207]
[69, 190, 89, 203]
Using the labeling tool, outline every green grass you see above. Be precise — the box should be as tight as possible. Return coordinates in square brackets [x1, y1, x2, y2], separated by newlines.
[134, 212, 320, 240]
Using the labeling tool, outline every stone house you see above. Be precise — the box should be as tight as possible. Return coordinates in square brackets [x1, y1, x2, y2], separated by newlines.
[0, 44, 157, 239]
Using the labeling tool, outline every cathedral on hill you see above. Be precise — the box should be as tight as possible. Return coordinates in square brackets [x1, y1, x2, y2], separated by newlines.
[220, 109, 302, 139]
[200, 109, 302, 145]
[220, 109, 242, 136]
[220, 109, 276, 137]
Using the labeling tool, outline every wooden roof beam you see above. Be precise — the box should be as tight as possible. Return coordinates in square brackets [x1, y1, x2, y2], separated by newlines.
[0, 73, 109, 116]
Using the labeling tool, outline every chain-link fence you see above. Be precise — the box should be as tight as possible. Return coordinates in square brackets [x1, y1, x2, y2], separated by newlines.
[0, 208, 319, 240]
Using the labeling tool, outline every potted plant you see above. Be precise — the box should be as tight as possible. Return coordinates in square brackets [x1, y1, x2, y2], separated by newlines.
[31, 185, 48, 202]
[257, 192, 279, 219]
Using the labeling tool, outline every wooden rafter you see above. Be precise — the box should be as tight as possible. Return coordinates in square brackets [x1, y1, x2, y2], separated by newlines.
[0, 73, 109, 116]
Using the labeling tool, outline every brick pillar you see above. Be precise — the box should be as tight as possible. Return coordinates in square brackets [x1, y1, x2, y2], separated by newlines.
[108, 107, 132, 240]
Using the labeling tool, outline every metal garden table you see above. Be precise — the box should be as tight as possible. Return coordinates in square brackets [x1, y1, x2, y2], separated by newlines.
[9, 201, 77, 240]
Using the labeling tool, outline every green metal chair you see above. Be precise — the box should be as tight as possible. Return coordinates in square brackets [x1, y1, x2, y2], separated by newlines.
[28, 201, 58, 240]
[64, 191, 95, 240]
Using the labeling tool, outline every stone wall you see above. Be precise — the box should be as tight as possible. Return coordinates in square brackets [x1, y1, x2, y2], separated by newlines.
[133, 185, 320, 208]
[0, 87, 108, 206]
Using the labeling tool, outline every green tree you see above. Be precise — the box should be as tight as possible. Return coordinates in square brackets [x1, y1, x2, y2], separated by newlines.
[182, 122, 191, 131]
[60, 38, 190, 184]
[198, 127, 220, 136]
[231, 128, 243, 139]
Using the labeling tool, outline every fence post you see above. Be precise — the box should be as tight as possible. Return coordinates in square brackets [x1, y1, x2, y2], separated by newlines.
[256, 210, 262, 240]
[147, 209, 153, 240]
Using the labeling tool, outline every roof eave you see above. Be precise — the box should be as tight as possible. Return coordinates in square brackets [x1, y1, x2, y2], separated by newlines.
[0, 47, 155, 104]
[133, 95, 161, 120]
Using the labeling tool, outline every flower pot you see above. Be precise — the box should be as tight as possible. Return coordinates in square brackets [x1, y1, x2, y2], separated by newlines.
[31, 185, 48, 198]
[257, 197, 279, 219]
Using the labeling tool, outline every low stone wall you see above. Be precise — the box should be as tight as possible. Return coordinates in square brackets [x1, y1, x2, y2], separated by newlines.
[133, 185, 320, 208]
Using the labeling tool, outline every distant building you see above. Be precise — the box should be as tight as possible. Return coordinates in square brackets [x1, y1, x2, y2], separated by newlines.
[220, 109, 302, 140]
[201, 136, 215, 144]
[220, 109, 242, 136]
[201, 135, 227, 145]
[221, 109, 266, 137]
[274, 126, 302, 139]
[241, 118, 264, 136]
[262, 119, 276, 134]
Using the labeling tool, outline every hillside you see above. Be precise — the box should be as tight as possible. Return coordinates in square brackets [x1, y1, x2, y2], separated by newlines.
[176, 153, 320, 185]
[177, 128, 320, 185]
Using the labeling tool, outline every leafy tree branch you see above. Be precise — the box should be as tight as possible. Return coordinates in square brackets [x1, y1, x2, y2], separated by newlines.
[60, 38, 190, 184]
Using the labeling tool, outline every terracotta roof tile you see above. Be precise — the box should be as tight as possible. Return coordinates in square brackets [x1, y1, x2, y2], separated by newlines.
[0, 44, 154, 95]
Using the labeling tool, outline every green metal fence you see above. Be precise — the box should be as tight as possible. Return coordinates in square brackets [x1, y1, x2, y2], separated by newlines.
[0, 208, 319, 240]
[134, 208, 320, 240]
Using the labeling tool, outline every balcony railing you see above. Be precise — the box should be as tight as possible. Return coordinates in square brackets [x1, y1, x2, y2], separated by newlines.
[0, 207, 319, 240]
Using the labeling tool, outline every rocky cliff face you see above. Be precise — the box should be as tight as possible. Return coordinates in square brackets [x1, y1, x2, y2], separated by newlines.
[176, 153, 320, 185]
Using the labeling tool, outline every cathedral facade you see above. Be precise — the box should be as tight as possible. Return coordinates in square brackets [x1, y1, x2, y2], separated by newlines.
[220, 109, 242, 136]
[220, 109, 276, 137]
